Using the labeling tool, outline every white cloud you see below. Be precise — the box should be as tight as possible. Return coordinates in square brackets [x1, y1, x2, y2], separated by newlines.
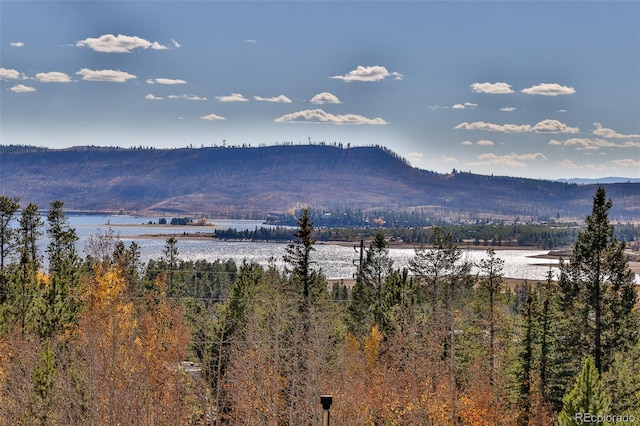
[146, 79, 155, 84]
[548, 139, 563, 146]
[10, 84, 36, 93]
[171, 39, 181, 48]
[167, 94, 207, 101]
[467, 152, 547, 167]
[274, 108, 387, 125]
[428, 105, 449, 110]
[245, 39, 257, 43]
[455, 119, 578, 134]
[609, 158, 640, 168]
[561, 137, 623, 150]
[0, 67, 26, 80]
[310, 92, 341, 104]
[330, 65, 399, 82]
[521, 83, 575, 96]
[476, 139, 494, 146]
[441, 156, 458, 164]
[35, 71, 72, 83]
[201, 113, 227, 121]
[149, 78, 186, 85]
[452, 102, 478, 109]
[76, 34, 169, 53]
[532, 119, 579, 133]
[558, 159, 578, 169]
[500, 107, 516, 112]
[461, 141, 474, 145]
[10, 42, 24, 47]
[470, 82, 514, 94]
[408, 152, 424, 164]
[216, 93, 248, 102]
[592, 122, 640, 139]
[145, 94, 163, 100]
[76, 68, 136, 82]
[454, 121, 531, 132]
[254, 95, 292, 103]
[557, 109, 568, 113]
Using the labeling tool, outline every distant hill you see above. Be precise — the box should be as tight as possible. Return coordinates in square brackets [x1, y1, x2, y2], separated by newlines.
[1, 144, 639, 221]
[556, 177, 640, 185]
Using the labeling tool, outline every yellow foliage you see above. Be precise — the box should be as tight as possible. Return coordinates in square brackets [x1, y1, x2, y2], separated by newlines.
[37, 271, 49, 286]
[364, 325, 383, 370]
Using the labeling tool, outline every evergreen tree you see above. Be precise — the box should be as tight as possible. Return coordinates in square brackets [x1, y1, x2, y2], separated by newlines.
[283, 208, 323, 307]
[0, 195, 20, 274]
[477, 248, 505, 386]
[557, 357, 611, 426]
[559, 187, 639, 374]
[18, 203, 43, 271]
[163, 236, 179, 292]
[31, 201, 83, 338]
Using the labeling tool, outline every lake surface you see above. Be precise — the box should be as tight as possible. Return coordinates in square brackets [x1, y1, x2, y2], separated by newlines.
[65, 215, 572, 281]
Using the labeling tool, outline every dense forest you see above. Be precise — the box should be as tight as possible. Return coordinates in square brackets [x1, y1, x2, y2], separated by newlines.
[0, 188, 638, 425]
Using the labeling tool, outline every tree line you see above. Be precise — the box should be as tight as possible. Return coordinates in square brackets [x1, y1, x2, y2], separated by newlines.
[0, 187, 638, 425]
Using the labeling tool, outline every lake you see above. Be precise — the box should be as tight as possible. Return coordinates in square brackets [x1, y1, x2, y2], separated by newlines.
[65, 214, 570, 282]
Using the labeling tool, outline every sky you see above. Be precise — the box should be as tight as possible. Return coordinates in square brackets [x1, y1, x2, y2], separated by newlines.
[1, 0, 639, 180]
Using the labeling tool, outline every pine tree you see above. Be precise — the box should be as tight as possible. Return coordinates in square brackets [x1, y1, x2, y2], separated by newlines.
[0, 195, 20, 274]
[31, 200, 83, 338]
[477, 248, 505, 386]
[284, 208, 323, 307]
[557, 357, 611, 426]
[559, 187, 639, 374]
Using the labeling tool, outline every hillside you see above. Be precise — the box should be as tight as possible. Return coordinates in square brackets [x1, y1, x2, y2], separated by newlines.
[1, 144, 639, 220]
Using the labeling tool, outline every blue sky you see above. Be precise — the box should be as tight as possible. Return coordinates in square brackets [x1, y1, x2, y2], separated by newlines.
[1, 1, 639, 179]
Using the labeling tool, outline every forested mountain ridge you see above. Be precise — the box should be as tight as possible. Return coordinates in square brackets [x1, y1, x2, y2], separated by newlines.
[1, 144, 639, 220]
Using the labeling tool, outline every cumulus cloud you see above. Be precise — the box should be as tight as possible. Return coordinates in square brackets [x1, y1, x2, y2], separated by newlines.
[330, 65, 400, 82]
[167, 94, 207, 101]
[454, 121, 531, 133]
[274, 108, 387, 125]
[254, 95, 292, 103]
[561, 137, 622, 150]
[532, 119, 579, 133]
[76, 68, 136, 82]
[467, 152, 547, 167]
[548, 139, 563, 146]
[216, 93, 248, 102]
[10, 84, 36, 93]
[147, 78, 186, 85]
[0, 67, 26, 80]
[310, 92, 341, 104]
[558, 159, 578, 169]
[145, 94, 163, 100]
[455, 119, 578, 134]
[10, 42, 24, 47]
[201, 113, 226, 121]
[470, 82, 514, 94]
[476, 139, 494, 146]
[500, 107, 516, 112]
[35, 72, 72, 83]
[521, 83, 575, 96]
[452, 102, 478, 109]
[592, 122, 640, 139]
[609, 158, 640, 168]
[76, 34, 169, 53]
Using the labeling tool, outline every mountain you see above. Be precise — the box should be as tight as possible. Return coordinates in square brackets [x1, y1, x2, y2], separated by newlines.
[1, 144, 639, 220]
